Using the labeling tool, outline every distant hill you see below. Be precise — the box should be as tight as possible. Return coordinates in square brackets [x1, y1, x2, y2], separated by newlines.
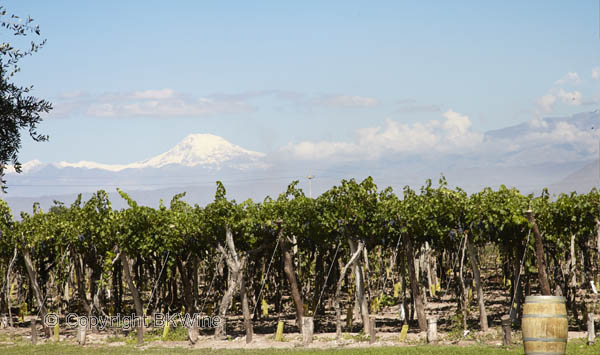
[550, 160, 600, 194]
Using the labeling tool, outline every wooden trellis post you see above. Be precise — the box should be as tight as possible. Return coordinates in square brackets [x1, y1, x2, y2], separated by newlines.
[31, 319, 37, 345]
[302, 316, 314, 345]
[501, 315, 511, 346]
[588, 313, 595, 345]
[427, 317, 437, 343]
[369, 316, 376, 344]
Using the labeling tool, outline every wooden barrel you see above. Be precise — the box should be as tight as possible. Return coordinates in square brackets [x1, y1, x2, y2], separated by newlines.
[522, 295, 568, 355]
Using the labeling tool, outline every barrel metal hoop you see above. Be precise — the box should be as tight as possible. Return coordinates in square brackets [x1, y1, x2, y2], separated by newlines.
[522, 314, 568, 319]
[523, 337, 568, 343]
[524, 296, 567, 303]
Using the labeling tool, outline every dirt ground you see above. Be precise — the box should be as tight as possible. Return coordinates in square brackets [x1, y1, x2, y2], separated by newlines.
[0, 265, 595, 349]
[0, 308, 590, 350]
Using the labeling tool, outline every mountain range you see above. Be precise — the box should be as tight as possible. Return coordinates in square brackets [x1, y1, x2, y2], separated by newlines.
[6, 133, 268, 173]
[3, 111, 600, 215]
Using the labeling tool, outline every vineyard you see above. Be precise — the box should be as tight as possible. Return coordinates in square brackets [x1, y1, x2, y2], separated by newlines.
[0, 176, 600, 350]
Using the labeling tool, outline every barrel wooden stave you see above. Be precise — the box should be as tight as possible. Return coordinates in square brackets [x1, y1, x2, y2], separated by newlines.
[522, 296, 568, 355]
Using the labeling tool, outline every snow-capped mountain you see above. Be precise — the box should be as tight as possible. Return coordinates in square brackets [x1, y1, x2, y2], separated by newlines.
[140, 134, 266, 169]
[8, 134, 268, 173]
[4, 159, 46, 174]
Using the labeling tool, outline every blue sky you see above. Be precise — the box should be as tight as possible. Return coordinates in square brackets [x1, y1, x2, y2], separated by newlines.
[6, 0, 600, 164]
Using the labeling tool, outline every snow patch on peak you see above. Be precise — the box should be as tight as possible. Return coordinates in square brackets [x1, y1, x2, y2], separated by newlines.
[55, 160, 139, 172]
[5, 159, 45, 174]
[141, 134, 265, 169]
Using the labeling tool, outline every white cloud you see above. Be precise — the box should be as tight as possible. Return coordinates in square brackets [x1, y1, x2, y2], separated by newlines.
[441, 110, 482, 147]
[49, 89, 380, 118]
[555, 72, 581, 85]
[355, 120, 442, 156]
[529, 116, 548, 128]
[537, 93, 556, 113]
[557, 88, 582, 106]
[132, 88, 175, 100]
[87, 97, 254, 118]
[283, 107, 600, 164]
[316, 95, 379, 108]
[482, 118, 600, 166]
[283, 109, 483, 160]
[523, 121, 597, 151]
[284, 141, 358, 160]
[57, 90, 88, 99]
[395, 104, 441, 113]
[593, 67, 600, 80]
[537, 88, 581, 113]
[54, 89, 255, 118]
[87, 103, 116, 117]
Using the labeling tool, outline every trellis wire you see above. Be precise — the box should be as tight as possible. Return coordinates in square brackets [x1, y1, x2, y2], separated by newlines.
[509, 227, 532, 320]
[314, 241, 341, 314]
[199, 254, 223, 315]
[445, 231, 466, 293]
[251, 233, 281, 319]
[377, 231, 403, 297]
[145, 251, 170, 315]
[36, 247, 70, 318]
